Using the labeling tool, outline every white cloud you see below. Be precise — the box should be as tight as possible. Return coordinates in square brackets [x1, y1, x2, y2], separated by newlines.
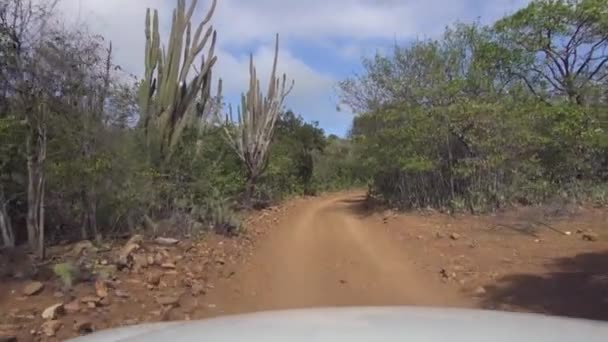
[54, 0, 531, 135]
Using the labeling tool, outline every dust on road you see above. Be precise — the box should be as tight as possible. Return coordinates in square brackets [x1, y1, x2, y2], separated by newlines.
[199, 193, 471, 317]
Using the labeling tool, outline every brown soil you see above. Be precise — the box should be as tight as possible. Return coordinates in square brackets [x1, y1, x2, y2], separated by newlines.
[2, 192, 608, 341]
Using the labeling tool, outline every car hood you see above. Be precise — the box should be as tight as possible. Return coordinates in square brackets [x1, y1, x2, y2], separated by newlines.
[68, 307, 608, 342]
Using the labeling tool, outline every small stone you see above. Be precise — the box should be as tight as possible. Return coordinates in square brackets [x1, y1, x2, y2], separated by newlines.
[65, 300, 80, 313]
[23, 282, 45, 296]
[161, 263, 176, 269]
[41, 303, 64, 320]
[53, 291, 64, 298]
[564, 231, 572, 236]
[133, 255, 149, 270]
[81, 296, 101, 306]
[115, 290, 130, 298]
[450, 233, 461, 240]
[156, 296, 180, 307]
[124, 319, 139, 326]
[117, 235, 143, 267]
[215, 258, 225, 265]
[73, 319, 94, 335]
[154, 253, 164, 265]
[147, 273, 162, 286]
[182, 278, 194, 288]
[72, 240, 94, 256]
[95, 280, 109, 298]
[99, 297, 110, 306]
[155, 237, 179, 246]
[191, 283, 205, 296]
[435, 232, 445, 239]
[582, 233, 599, 242]
[147, 255, 155, 266]
[41, 320, 63, 337]
[473, 286, 487, 296]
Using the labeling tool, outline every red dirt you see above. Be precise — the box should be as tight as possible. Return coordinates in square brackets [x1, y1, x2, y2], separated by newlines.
[1, 192, 607, 341]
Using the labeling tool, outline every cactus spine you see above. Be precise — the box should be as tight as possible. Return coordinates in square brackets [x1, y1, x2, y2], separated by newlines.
[139, 0, 219, 163]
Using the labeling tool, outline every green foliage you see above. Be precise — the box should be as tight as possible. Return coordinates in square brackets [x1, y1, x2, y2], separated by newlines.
[258, 110, 327, 200]
[341, 13, 608, 212]
[53, 262, 78, 288]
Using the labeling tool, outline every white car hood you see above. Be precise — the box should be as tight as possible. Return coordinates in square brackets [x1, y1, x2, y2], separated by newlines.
[68, 307, 608, 342]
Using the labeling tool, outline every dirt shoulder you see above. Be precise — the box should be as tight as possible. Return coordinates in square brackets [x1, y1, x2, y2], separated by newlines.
[368, 201, 608, 320]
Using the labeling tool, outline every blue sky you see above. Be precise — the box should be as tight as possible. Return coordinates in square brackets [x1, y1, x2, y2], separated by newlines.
[58, 0, 530, 136]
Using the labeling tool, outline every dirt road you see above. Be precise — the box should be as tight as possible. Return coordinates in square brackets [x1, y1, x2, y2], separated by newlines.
[200, 193, 471, 316]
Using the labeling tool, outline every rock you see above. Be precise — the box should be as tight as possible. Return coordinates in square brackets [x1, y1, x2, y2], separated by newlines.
[156, 295, 180, 307]
[582, 233, 599, 242]
[161, 263, 176, 269]
[155, 237, 179, 246]
[72, 240, 95, 256]
[23, 281, 45, 296]
[96, 265, 118, 281]
[154, 253, 164, 265]
[115, 290, 130, 298]
[73, 319, 94, 335]
[147, 273, 162, 286]
[147, 255, 155, 266]
[473, 286, 487, 296]
[64, 300, 80, 314]
[450, 233, 461, 240]
[439, 268, 450, 279]
[41, 303, 64, 320]
[564, 231, 572, 236]
[117, 235, 143, 267]
[0, 336, 17, 342]
[53, 291, 64, 298]
[133, 255, 149, 271]
[95, 280, 109, 298]
[99, 297, 110, 306]
[435, 232, 445, 239]
[182, 278, 194, 288]
[215, 258, 225, 265]
[191, 283, 205, 296]
[81, 296, 101, 306]
[41, 320, 62, 337]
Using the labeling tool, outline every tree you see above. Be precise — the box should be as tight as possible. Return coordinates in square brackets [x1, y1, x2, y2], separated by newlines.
[221, 34, 294, 204]
[495, 0, 608, 105]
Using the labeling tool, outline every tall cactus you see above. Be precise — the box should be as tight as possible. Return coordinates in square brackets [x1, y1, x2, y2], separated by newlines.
[139, 0, 219, 163]
[221, 34, 294, 202]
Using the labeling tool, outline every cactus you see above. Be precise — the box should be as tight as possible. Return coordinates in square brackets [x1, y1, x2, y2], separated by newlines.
[221, 34, 294, 202]
[139, 0, 220, 163]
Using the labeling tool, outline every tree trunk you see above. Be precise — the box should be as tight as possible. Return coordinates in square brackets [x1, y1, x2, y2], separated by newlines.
[25, 107, 48, 258]
[0, 189, 15, 248]
[26, 130, 38, 251]
[244, 172, 258, 207]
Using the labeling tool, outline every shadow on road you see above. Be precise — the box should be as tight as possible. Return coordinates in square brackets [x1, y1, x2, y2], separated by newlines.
[481, 251, 608, 321]
[336, 196, 380, 218]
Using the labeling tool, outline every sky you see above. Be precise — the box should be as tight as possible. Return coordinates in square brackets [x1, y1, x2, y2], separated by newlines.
[56, 0, 530, 136]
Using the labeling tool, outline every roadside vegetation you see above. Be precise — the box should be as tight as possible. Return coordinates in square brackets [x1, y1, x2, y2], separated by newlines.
[1, 0, 607, 258]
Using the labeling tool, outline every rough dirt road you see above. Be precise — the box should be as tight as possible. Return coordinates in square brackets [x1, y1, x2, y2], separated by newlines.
[200, 193, 471, 316]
